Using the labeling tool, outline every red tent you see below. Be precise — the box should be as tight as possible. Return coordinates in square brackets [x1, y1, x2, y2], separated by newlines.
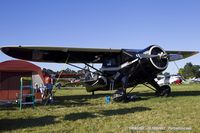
[0, 60, 44, 101]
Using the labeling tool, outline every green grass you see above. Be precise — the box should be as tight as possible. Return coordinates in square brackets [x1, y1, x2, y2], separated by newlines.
[1, 84, 200, 133]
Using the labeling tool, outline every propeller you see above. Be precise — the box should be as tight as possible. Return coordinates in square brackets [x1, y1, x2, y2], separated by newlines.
[137, 52, 184, 62]
[122, 49, 168, 60]
[136, 52, 168, 59]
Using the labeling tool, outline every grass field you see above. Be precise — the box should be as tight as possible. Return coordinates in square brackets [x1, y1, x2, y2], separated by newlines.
[0, 84, 200, 133]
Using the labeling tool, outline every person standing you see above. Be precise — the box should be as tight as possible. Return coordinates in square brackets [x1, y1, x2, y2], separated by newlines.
[44, 75, 53, 102]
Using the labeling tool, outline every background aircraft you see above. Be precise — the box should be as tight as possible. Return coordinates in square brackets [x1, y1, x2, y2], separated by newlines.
[187, 77, 200, 83]
[1, 45, 198, 102]
[156, 74, 183, 86]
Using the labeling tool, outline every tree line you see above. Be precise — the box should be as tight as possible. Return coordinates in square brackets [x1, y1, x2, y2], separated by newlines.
[178, 62, 200, 78]
[42, 68, 84, 75]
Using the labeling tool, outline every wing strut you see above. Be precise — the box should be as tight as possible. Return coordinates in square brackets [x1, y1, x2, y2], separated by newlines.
[84, 62, 104, 75]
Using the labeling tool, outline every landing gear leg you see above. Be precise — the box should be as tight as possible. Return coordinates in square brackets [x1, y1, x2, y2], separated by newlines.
[92, 91, 94, 95]
[148, 79, 171, 97]
[112, 75, 128, 102]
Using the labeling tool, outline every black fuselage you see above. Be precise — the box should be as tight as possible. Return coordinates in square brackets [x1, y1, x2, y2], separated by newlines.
[85, 45, 168, 92]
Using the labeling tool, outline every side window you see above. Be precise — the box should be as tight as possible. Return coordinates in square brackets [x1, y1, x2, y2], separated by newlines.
[103, 57, 118, 67]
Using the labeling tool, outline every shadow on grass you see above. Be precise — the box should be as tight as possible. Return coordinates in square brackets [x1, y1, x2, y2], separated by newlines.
[0, 116, 57, 131]
[0, 102, 18, 111]
[54, 93, 110, 107]
[100, 107, 151, 116]
[53, 96, 91, 107]
[64, 112, 97, 121]
[64, 106, 151, 121]
[56, 93, 110, 100]
[133, 90, 200, 97]
[171, 90, 200, 97]
[0, 106, 18, 111]
[54, 92, 152, 107]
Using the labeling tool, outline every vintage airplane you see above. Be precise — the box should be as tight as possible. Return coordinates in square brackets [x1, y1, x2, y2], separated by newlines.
[1, 45, 198, 101]
[156, 74, 183, 86]
[187, 77, 200, 83]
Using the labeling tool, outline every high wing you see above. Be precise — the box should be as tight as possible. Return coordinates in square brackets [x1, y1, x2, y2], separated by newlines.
[166, 50, 199, 61]
[0, 46, 121, 63]
[1, 46, 198, 63]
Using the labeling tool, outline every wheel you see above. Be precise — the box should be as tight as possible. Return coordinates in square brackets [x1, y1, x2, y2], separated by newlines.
[155, 85, 171, 97]
[113, 88, 126, 102]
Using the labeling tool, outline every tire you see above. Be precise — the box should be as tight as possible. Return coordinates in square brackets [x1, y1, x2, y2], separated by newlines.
[155, 85, 171, 97]
[113, 89, 126, 102]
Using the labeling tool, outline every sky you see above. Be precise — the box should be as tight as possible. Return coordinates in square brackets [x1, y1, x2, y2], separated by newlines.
[0, 0, 200, 74]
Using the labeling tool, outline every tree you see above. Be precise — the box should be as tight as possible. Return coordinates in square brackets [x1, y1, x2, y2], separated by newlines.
[63, 68, 77, 74]
[178, 62, 200, 78]
[43, 68, 56, 75]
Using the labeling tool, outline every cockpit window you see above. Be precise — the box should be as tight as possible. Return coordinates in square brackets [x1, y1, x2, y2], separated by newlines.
[103, 57, 118, 67]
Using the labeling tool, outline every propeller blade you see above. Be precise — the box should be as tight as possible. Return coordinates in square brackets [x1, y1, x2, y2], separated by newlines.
[137, 52, 168, 59]
[136, 54, 160, 59]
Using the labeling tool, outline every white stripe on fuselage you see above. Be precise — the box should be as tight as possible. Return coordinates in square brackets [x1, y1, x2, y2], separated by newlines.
[100, 58, 139, 71]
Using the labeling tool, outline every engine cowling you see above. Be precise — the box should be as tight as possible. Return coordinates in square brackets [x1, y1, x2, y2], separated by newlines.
[139, 45, 168, 74]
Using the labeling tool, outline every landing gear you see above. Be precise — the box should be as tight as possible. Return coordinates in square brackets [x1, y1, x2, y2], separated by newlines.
[155, 85, 171, 97]
[92, 91, 94, 95]
[112, 87, 141, 102]
[147, 79, 171, 97]
[113, 88, 126, 102]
